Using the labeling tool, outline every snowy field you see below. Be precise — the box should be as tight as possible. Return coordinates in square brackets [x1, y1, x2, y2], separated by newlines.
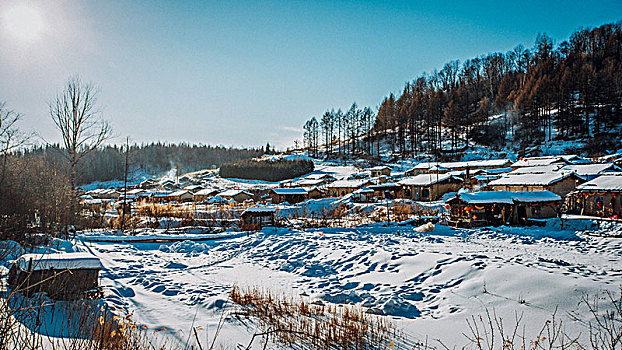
[67, 218, 622, 348]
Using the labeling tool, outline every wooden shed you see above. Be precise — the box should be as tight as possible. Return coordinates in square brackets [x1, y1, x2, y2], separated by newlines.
[447, 190, 561, 227]
[8, 253, 102, 300]
[270, 187, 309, 204]
[241, 207, 276, 229]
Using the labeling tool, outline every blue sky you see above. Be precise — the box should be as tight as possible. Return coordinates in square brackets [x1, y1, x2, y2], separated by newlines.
[0, 0, 620, 149]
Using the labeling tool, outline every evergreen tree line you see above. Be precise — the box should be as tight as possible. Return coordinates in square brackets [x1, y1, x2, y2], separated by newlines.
[219, 159, 314, 182]
[303, 22, 622, 158]
[20, 143, 264, 185]
[303, 102, 377, 159]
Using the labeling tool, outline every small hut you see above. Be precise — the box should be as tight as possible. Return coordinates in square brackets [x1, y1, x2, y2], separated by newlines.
[369, 166, 391, 177]
[352, 187, 375, 202]
[270, 187, 309, 204]
[241, 207, 276, 229]
[447, 190, 561, 227]
[8, 253, 102, 300]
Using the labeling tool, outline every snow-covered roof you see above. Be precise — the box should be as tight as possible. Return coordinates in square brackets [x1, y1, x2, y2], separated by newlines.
[242, 207, 277, 214]
[16, 253, 102, 271]
[272, 187, 308, 195]
[296, 179, 325, 186]
[369, 182, 401, 189]
[429, 165, 449, 171]
[509, 163, 617, 177]
[488, 172, 581, 187]
[560, 163, 619, 176]
[194, 188, 218, 196]
[484, 167, 513, 175]
[408, 159, 510, 172]
[576, 173, 622, 191]
[169, 190, 191, 197]
[126, 189, 144, 195]
[398, 173, 459, 187]
[219, 189, 252, 197]
[452, 190, 561, 204]
[510, 165, 561, 174]
[305, 173, 336, 180]
[411, 162, 435, 170]
[511, 156, 568, 167]
[560, 154, 592, 164]
[369, 166, 391, 171]
[353, 187, 374, 194]
[440, 159, 511, 169]
[327, 179, 369, 189]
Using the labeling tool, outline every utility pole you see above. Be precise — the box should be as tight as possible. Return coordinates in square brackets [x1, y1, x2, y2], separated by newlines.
[121, 137, 129, 232]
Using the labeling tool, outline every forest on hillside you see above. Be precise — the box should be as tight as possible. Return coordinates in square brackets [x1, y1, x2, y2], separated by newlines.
[302, 22, 622, 158]
[219, 158, 314, 182]
[20, 143, 264, 185]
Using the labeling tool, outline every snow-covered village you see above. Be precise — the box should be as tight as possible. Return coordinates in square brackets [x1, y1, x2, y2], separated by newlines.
[2, 2, 622, 349]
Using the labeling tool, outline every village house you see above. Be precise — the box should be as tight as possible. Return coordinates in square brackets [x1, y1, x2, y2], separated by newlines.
[158, 179, 177, 190]
[568, 173, 622, 218]
[447, 190, 561, 227]
[487, 172, 584, 197]
[168, 190, 194, 202]
[511, 156, 570, 169]
[270, 187, 309, 204]
[218, 189, 253, 202]
[295, 178, 325, 187]
[404, 162, 436, 176]
[240, 207, 276, 229]
[440, 159, 512, 172]
[352, 187, 375, 202]
[87, 188, 121, 200]
[327, 179, 373, 197]
[397, 173, 463, 201]
[183, 184, 205, 193]
[405, 159, 511, 177]
[9, 252, 102, 299]
[193, 188, 219, 201]
[368, 182, 401, 200]
[138, 178, 158, 189]
[369, 166, 391, 177]
[509, 163, 619, 180]
[145, 191, 172, 203]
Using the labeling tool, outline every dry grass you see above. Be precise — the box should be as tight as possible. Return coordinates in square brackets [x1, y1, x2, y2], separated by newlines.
[229, 285, 402, 349]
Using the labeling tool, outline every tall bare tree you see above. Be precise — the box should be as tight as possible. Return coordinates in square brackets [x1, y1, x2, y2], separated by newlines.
[0, 102, 28, 186]
[50, 76, 112, 188]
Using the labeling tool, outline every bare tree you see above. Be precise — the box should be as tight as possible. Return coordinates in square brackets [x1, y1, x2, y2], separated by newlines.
[49, 76, 112, 187]
[0, 102, 28, 186]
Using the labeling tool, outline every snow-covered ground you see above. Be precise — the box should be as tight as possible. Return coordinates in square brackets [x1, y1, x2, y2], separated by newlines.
[60, 218, 622, 348]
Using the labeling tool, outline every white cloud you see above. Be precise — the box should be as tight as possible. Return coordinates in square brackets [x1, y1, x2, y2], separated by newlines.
[279, 125, 302, 133]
